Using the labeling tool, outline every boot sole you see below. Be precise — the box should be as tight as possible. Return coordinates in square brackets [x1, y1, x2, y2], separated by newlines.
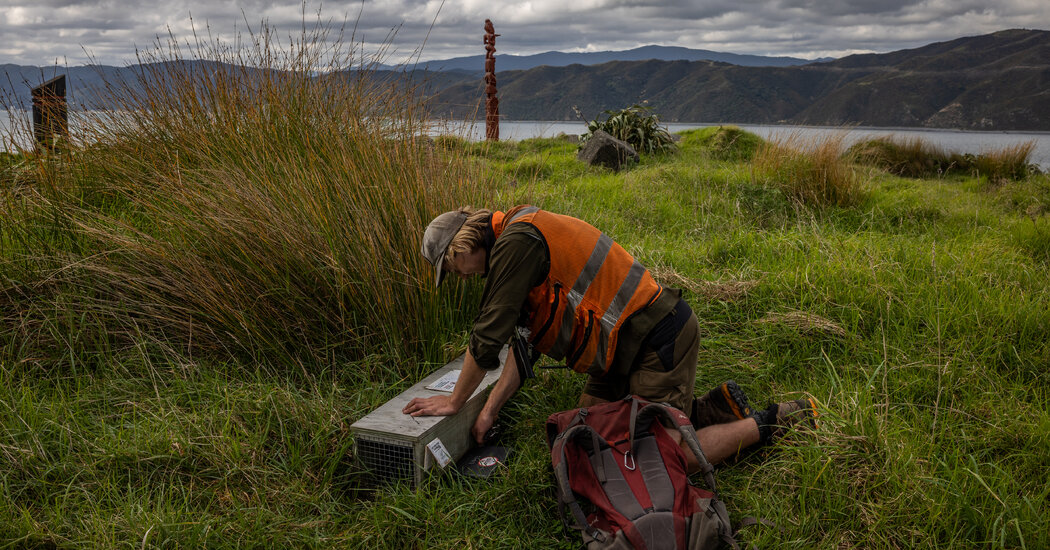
[720, 380, 752, 419]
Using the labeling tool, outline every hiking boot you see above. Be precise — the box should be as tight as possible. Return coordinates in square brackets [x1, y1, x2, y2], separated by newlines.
[690, 380, 753, 427]
[753, 398, 819, 444]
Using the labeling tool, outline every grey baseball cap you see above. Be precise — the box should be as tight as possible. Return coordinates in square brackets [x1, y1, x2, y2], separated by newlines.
[421, 210, 468, 287]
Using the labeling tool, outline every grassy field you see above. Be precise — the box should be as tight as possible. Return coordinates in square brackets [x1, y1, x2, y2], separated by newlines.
[3, 37, 1050, 548]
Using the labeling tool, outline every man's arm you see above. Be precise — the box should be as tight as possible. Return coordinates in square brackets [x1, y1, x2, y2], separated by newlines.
[402, 349, 487, 417]
[404, 227, 546, 419]
[401, 346, 523, 445]
[470, 348, 522, 443]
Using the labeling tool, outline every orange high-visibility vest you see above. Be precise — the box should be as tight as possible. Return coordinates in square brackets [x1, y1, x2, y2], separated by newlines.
[491, 205, 664, 375]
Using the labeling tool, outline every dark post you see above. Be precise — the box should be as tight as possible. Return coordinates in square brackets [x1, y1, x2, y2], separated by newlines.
[483, 20, 500, 141]
[31, 75, 68, 152]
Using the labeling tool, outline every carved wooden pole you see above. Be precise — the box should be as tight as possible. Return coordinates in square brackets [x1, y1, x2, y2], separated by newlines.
[483, 19, 500, 141]
[31, 75, 69, 153]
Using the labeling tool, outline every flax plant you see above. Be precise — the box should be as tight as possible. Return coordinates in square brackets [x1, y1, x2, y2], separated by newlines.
[1, 21, 490, 370]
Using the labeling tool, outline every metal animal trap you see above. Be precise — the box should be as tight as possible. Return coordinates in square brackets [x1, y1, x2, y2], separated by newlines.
[350, 348, 506, 486]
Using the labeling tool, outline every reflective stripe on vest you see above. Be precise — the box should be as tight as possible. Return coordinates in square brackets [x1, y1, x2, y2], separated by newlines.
[492, 205, 663, 375]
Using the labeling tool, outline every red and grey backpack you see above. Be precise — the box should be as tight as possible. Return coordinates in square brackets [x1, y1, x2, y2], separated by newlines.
[546, 395, 743, 549]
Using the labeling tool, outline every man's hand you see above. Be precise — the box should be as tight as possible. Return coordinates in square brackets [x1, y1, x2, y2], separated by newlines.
[472, 410, 496, 444]
[403, 395, 460, 417]
[403, 351, 486, 418]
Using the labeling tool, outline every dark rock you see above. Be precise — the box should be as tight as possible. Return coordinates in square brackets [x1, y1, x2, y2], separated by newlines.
[576, 130, 639, 171]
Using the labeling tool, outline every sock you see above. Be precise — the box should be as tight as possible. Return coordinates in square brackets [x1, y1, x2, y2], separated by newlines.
[752, 403, 779, 444]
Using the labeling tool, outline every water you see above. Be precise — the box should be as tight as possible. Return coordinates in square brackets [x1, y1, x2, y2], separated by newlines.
[6, 111, 1049, 170]
[444, 120, 1050, 171]
[1, 110, 108, 151]
[1, 110, 30, 151]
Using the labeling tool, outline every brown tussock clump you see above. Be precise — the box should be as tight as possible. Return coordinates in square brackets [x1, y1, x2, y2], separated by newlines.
[756, 310, 849, 339]
[649, 266, 758, 302]
[753, 131, 863, 208]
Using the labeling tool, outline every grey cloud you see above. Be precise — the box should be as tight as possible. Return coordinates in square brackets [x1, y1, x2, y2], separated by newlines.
[0, 0, 1048, 66]
[773, 0, 919, 16]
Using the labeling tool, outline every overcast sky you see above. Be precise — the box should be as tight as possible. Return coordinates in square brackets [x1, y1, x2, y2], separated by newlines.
[2, 0, 1048, 67]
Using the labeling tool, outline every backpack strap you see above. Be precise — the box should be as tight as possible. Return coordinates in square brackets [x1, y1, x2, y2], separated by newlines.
[550, 425, 606, 542]
[552, 421, 660, 545]
[633, 403, 719, 490]
[627, 400, 675, 513]
[545, 407, 590, 448]
[632, 402, 744, 550]
[633, 432, 675, 511]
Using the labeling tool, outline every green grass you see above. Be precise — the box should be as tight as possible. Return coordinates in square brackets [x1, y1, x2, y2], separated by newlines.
[679, 125, 764, 162]
[3, 28, 1050, 548]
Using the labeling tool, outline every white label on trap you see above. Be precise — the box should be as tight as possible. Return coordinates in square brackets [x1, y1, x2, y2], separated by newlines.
[425, 370, 460, 392]
[427, 438, 452, 468]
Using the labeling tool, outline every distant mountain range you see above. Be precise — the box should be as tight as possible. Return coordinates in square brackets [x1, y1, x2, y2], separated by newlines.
[384, 45, 825, 73]
[427, 29, 1050, 131]
[0, 61, 247, 111]
[4, 29, 1049, 131]
[0, 45, 817, 109]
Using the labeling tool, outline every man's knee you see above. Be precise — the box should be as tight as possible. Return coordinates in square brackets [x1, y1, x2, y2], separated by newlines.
[577, 393, 609, 408]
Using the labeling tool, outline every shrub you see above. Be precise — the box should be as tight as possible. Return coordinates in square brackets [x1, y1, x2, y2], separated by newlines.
[580, 104, 677, 155]
[753, 132, 862, 208]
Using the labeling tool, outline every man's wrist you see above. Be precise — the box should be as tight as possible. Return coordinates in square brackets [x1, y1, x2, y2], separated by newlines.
[450, 384, 475, 410]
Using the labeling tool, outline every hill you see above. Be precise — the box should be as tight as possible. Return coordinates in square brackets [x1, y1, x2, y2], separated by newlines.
[0, 46, 817, 111]
[386, 45, 822, 74]
[427, 29, 1050, 131]
[4, 29, 1049, 131]
[1, 63, 131, 108]
[0, 61, 251, 110]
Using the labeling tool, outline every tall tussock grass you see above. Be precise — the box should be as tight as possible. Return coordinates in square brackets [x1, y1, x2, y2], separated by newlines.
[847, 135, 1037, 182]
[971, 141, 1038, 182]
[752, 132, 862, 208]
[1, 22, 489, 370]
